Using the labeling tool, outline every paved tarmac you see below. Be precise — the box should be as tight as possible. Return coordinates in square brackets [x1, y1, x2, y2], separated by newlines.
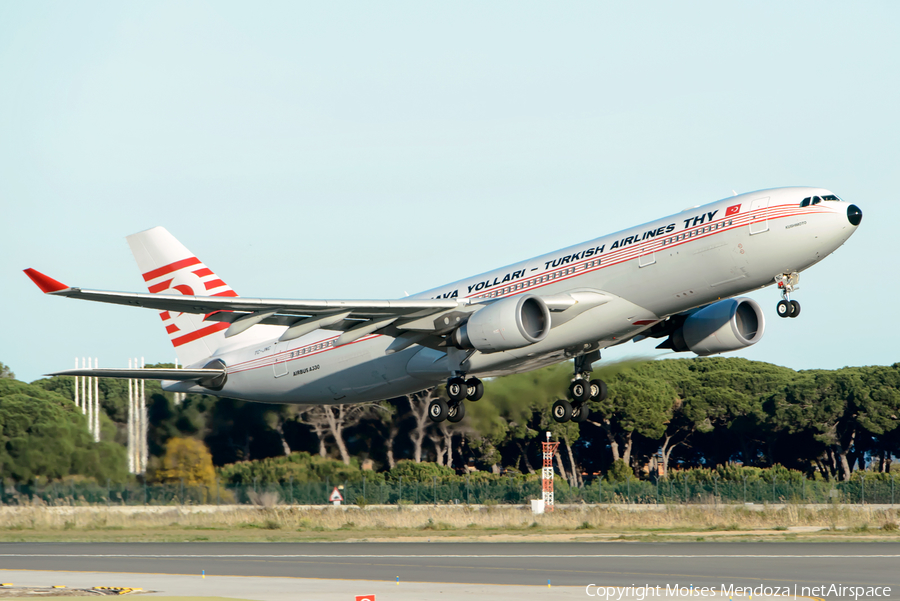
[0, 542, 896, 600]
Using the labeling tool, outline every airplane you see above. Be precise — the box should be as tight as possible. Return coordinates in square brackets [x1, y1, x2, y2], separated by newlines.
[25, 187, 862, 424]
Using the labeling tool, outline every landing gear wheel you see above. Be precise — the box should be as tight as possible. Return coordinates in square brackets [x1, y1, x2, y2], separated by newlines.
[571, 403, 590, 423]
[447, 400, 466, 423]
[789, 300, 801, 318]
[777, 300, 792, 318]
[465, 377, 484, 402]
[552, 399, 573, 423]
[447, 377, 468, 402]
[428, 398, 449, 422]
[589, 379, 608, 402]
[569, 380, 591, 403]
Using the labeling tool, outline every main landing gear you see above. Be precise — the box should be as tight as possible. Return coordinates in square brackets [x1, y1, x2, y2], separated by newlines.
[552, 351, 607, 424]
[552, 377, 606, 423]
[429, 376, 483, 423]
[552, 352, 608, 424]
[775, 272, 801, 319]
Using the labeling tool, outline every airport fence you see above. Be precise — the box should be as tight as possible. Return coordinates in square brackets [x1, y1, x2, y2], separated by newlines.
[1, 474, 897, 507]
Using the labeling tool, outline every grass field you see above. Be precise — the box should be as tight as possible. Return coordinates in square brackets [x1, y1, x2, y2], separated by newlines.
[0, 504, 898, 543]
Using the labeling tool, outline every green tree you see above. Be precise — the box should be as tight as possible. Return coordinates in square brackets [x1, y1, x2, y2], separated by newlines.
[467, 363, 570, 474]
[587, 361, 677, 471]
[664, 358, 795, 468]
[0, 378, 127, 482]
[770, 365, 900, 480]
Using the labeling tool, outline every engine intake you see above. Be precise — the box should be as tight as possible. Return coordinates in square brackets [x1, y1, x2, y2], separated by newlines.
[452, 294, 551, 353]
[667, 297, 765, 356]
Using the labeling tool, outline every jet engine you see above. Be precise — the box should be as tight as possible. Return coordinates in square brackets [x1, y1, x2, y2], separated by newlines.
[662, 297, 765, 356]
[451, 294, 551, 353]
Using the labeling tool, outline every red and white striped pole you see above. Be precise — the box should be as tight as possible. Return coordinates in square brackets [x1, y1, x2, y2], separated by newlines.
[542, 432, 559, 512]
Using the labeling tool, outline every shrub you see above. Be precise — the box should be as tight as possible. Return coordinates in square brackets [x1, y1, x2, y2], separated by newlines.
[217, 452, 380, 485]
[608, 459, 636, 483]
[387, 460, 455, 483]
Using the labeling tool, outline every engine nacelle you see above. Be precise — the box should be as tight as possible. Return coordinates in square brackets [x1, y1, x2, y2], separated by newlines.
[451, 294, 551, 353]
[669, 297, 765, 356]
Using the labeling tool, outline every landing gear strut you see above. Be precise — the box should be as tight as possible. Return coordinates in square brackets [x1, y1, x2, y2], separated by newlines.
[775, 272, 801, 318]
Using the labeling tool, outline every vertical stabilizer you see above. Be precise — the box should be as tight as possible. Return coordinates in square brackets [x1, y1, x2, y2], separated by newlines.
[126, 227, 237, 366]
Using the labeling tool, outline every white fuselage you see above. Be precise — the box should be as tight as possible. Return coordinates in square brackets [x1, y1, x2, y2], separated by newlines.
[168, 187, 859, 404]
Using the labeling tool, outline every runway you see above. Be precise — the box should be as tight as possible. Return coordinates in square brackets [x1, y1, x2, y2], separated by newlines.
[0, 542, 896, 599]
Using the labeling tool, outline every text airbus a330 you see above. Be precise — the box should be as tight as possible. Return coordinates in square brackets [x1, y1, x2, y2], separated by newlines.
[26, 187, 862, 423]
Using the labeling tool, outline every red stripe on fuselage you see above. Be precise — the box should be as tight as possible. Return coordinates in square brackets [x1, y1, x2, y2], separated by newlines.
[142, 257, 202, 282]
[466, 205, 830, 302]
[192, 268, 214, 277]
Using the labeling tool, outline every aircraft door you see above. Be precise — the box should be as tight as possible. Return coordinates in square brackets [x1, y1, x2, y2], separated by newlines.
[749, 197, 770, 235]
[639, 242, 656, 267]
[273, 342, 289, 378]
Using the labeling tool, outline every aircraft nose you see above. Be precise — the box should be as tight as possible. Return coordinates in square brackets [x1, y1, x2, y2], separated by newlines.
[847, 204, 862, 226]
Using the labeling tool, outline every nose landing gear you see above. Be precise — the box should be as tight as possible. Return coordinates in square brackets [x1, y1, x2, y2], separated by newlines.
[775, 272, 801, 318]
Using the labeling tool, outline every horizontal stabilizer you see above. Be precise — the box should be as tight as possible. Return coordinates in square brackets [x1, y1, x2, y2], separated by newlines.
[48, 368, 224, 381]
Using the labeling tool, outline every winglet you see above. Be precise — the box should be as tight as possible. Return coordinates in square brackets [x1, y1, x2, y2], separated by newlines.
[23, 268, 69, 293]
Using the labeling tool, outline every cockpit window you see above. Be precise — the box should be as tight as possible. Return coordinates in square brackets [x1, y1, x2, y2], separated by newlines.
[811, 196, 822, 205]
[821, 194, 840, 201]
[800, 197, 811, 207]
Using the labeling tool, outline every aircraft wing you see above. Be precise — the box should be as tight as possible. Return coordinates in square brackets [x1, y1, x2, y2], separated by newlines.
[24, 268, 588, 349]
[41, 285, 462, 317]
[24, 268, 467, 343]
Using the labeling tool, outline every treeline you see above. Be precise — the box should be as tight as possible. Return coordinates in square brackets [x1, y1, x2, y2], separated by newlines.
[1, 357, 898, 484]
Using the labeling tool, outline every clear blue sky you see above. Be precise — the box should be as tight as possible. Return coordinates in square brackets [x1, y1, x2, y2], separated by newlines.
[2, 2, 897, 382]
